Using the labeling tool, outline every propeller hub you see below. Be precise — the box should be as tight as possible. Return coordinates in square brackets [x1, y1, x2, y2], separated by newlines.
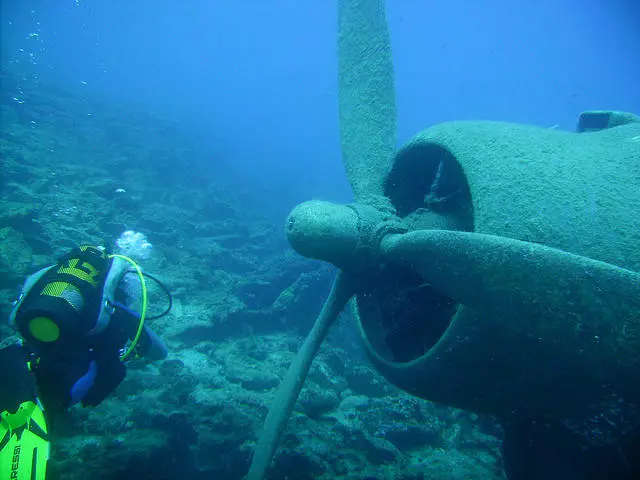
[286, 200, 406, 270]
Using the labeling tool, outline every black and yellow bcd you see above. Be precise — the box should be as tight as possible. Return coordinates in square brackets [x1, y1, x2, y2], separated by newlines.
[14, 245, 111, 350]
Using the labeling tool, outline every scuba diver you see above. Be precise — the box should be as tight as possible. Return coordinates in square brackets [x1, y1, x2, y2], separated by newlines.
[0, 240, 172, 479]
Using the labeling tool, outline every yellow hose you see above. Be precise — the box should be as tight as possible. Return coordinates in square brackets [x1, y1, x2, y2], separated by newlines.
[109, 254, 147, 361]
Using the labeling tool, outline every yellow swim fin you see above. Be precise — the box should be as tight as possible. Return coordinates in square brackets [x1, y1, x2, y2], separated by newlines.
[0, 401, 49, 480]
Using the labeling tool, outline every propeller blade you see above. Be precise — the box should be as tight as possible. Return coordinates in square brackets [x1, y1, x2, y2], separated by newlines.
[380, 229, 640, 372]
[338, 0, 397, 202]
[247, 272, 357, 480]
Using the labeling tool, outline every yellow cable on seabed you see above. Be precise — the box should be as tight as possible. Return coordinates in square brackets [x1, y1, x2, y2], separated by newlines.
[109, 254, 147, 361]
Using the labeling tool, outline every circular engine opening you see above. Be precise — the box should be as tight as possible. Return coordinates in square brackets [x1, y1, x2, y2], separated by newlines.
[384, 143, 474, 232]
[355, 142, 473, 363]
[356, 264, 458, 363]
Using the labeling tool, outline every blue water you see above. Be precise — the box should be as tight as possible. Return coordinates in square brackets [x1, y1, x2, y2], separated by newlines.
[3, 0, 639, 216]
